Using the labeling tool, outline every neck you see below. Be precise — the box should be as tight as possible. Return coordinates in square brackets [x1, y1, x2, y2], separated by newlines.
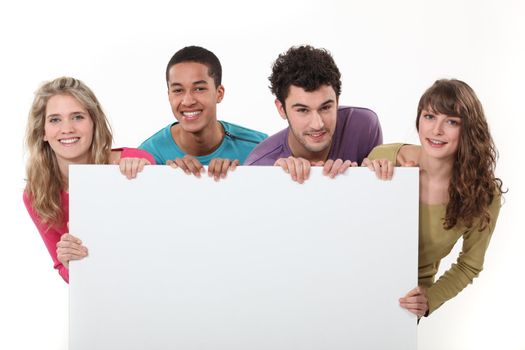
[418, 152, 454, 181]
[287, 132, 330, 163]
[418, 150, 454, 205]
[173, 121, 224, 156]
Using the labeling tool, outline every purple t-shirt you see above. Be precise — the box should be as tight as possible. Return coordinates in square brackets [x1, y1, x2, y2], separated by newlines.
[244, 106, 383, 165]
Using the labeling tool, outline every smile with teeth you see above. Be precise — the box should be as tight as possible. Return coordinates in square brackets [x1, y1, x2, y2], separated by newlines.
[59, 137, 80, 145]
[182, 111, 201, 120]
[428, 138, 447, 146]
[306, 130, 327, 141]
[307, 131, 326, 136]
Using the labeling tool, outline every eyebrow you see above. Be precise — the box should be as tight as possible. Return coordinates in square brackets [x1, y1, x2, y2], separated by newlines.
[169, 80, 209, 88]
[291, 99, 335, 109]
[46, 111, 87, 118]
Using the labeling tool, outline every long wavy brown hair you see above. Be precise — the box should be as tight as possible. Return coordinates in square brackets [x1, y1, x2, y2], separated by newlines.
[416, 79, 503, 230]
[25, 77, 113, 227]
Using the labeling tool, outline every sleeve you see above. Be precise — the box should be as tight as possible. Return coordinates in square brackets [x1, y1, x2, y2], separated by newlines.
[23, 192, 69, 283]
[425, 194, 502, 314]
[243, 144, 278, 166]
[366, 144, 403, 163]
[120, 147, 156, 165]
[243, 152, 258, 165]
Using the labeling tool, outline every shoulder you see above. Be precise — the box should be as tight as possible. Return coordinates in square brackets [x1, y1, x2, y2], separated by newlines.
[489, 190, 503, 214]
[244, 128, 288, 165]
[221, 121, 268, 144]
[485, 190, 503, 229]
[139, 124, 173, 147]
[336, 106, 382, 145]
[337, 106, 380, 126]
[23, 190, 33, 210]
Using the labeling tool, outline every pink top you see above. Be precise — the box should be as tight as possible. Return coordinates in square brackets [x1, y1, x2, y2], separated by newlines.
[23, 147, 155, 283]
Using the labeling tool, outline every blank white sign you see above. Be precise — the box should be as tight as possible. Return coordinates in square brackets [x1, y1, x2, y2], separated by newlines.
[69, 166, 418, 350]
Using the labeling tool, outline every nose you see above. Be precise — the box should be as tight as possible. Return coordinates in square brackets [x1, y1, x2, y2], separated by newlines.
[181, 91, 196, 106]
[60, 119, 75, 133]
[310, 111, 325, 130]
[432, 119, 444, 136]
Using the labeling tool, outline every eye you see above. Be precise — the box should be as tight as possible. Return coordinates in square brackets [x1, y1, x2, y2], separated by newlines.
[423, 114, 435, 120]
[72, 114, 85, 121]
[194, 86, 207, 92]
[48, 117, 60, 124]
[321, 105, 332, 112]
[447, 119, 461, 126]
[171, 88, 183, 94]
[296, 108, 309, 114]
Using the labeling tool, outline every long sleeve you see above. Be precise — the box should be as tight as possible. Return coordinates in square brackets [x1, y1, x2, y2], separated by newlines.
[366, 143, 404, 163]
[23, 191, 69, 283]
[425, 195, 501, 314]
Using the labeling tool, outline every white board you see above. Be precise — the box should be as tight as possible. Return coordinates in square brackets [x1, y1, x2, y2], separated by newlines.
[69, 165, 418, 350]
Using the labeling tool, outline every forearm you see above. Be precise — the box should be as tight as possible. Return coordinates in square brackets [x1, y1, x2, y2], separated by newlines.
[426, 260, 481, 314]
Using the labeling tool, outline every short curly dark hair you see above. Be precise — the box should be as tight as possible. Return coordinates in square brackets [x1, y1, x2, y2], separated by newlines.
[269, 45, 341, 106]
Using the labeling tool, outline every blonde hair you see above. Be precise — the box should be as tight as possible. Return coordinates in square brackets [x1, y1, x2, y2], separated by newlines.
[25, 77, 113, 226]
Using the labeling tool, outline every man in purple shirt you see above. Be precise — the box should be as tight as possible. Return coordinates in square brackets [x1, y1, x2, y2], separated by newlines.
[244, 45, 382, 183]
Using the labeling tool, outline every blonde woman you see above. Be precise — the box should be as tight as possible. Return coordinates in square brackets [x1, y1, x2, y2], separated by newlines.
[24, 76, 155, 283]
[364, 79, 503, 317]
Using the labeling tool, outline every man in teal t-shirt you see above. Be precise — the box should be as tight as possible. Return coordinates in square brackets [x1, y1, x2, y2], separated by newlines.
[139, 46, 267, 179]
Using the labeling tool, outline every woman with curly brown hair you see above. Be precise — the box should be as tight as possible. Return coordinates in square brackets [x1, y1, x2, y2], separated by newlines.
[24, 76, 155, 283]
[364, 79, 503, 317]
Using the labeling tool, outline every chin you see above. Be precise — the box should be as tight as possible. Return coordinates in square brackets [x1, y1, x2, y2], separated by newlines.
[305, 144, 330, 154]
[180, 122, 205, 133]
[426, 148, 456, 160]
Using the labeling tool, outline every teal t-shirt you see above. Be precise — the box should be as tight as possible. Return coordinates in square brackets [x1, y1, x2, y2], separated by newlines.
[139, 121, 267, 165]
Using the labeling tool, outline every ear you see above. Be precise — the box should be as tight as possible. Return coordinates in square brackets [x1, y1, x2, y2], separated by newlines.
[275, 99, 287, 120]
[216, 85, 225, 103]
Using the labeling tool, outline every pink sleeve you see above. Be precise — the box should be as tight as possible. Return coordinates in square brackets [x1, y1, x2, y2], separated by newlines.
[23, 192, 69, 283]
[119, 147, 156, 165]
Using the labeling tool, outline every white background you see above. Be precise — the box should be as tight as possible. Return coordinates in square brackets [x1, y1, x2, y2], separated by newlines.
[1, 0, 523, 349]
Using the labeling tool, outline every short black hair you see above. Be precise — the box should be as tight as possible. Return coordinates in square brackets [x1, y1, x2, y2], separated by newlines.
[165, 46, 222, 87]
[269, 45, 341, 105]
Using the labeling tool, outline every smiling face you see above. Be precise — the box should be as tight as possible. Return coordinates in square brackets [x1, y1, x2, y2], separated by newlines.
[418, 107, 461, 161]
[167, 61, 224, 134]
[276, 84, 337, 161]
[44, 94, 94, 168]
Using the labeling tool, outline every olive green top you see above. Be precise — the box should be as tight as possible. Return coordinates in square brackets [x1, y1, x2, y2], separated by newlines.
[368, 143, 501, 315]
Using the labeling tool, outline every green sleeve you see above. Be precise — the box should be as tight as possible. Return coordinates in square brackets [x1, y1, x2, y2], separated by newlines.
[367, 143, 404, 163]
[426, 194, 502, 314]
